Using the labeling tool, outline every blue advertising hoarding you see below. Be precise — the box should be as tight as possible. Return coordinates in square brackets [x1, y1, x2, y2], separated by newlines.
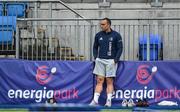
[100, 61, 180, 106]
[0, 59, 94, 104]
[0, 59, 180, 106]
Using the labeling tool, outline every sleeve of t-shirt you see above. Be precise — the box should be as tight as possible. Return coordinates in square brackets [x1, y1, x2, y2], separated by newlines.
[114, 33, 123, 63]
[93, 34, 99, 59]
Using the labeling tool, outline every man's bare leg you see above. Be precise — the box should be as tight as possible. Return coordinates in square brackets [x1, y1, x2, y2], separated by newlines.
[90, 75, 105, 105]
[105, 77, 114, 107]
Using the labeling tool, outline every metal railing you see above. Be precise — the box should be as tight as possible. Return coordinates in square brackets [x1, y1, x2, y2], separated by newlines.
[1, 1, 180, 61]
[1, 17, 180, 60]
[17, 19, 91, 60]
[14, 18, 180, 61]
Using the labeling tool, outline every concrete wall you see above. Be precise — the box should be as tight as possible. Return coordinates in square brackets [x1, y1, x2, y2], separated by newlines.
[23, 2, 180, 60]
[32, 2, 180, 18]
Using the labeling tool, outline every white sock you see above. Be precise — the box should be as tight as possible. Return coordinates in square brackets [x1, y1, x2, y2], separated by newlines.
[106, 93, 112, 103]
[93, 92, 100, 103]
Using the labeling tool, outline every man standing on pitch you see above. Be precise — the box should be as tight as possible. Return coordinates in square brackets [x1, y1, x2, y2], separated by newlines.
[90, 18, 123, 107]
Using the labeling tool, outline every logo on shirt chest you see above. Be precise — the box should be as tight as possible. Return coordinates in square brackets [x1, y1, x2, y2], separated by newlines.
[99, 37, 113, 41]
[109, 37, 113, 41]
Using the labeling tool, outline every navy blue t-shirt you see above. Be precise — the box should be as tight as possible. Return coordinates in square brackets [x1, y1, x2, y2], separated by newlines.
[93, 30, 123, 63]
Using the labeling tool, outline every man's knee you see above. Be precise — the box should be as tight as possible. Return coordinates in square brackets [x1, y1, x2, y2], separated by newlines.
[96, 76, 104, 84]
[106, 78, 113, 85]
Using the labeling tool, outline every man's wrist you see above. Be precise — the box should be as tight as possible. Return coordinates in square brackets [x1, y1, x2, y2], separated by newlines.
[114, 59, 118, 63]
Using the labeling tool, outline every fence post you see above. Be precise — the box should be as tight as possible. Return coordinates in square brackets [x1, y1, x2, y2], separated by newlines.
[16, 25, 19, 59]
[147, 24, 150, 61]
[89, 21, 93, 61]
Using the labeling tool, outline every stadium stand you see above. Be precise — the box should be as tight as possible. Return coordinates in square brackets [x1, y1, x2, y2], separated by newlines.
[0, 28, 13, 45]
[0, 16, 16, 55]
[5, 3, 27, 17]
[0, 16, 17, 31]
[0, 3, 3, 16]
[1, 1, 180, 112]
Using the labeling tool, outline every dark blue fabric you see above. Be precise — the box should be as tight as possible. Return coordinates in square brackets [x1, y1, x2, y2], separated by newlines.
[0, 59, 94, 104]
[0, 59, 180, 106]
[93, 30, 123, 63]
[99, 61, 180, 106]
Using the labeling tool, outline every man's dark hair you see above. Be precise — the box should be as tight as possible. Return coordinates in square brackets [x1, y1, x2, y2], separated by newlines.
[102, 18, 111, 26]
